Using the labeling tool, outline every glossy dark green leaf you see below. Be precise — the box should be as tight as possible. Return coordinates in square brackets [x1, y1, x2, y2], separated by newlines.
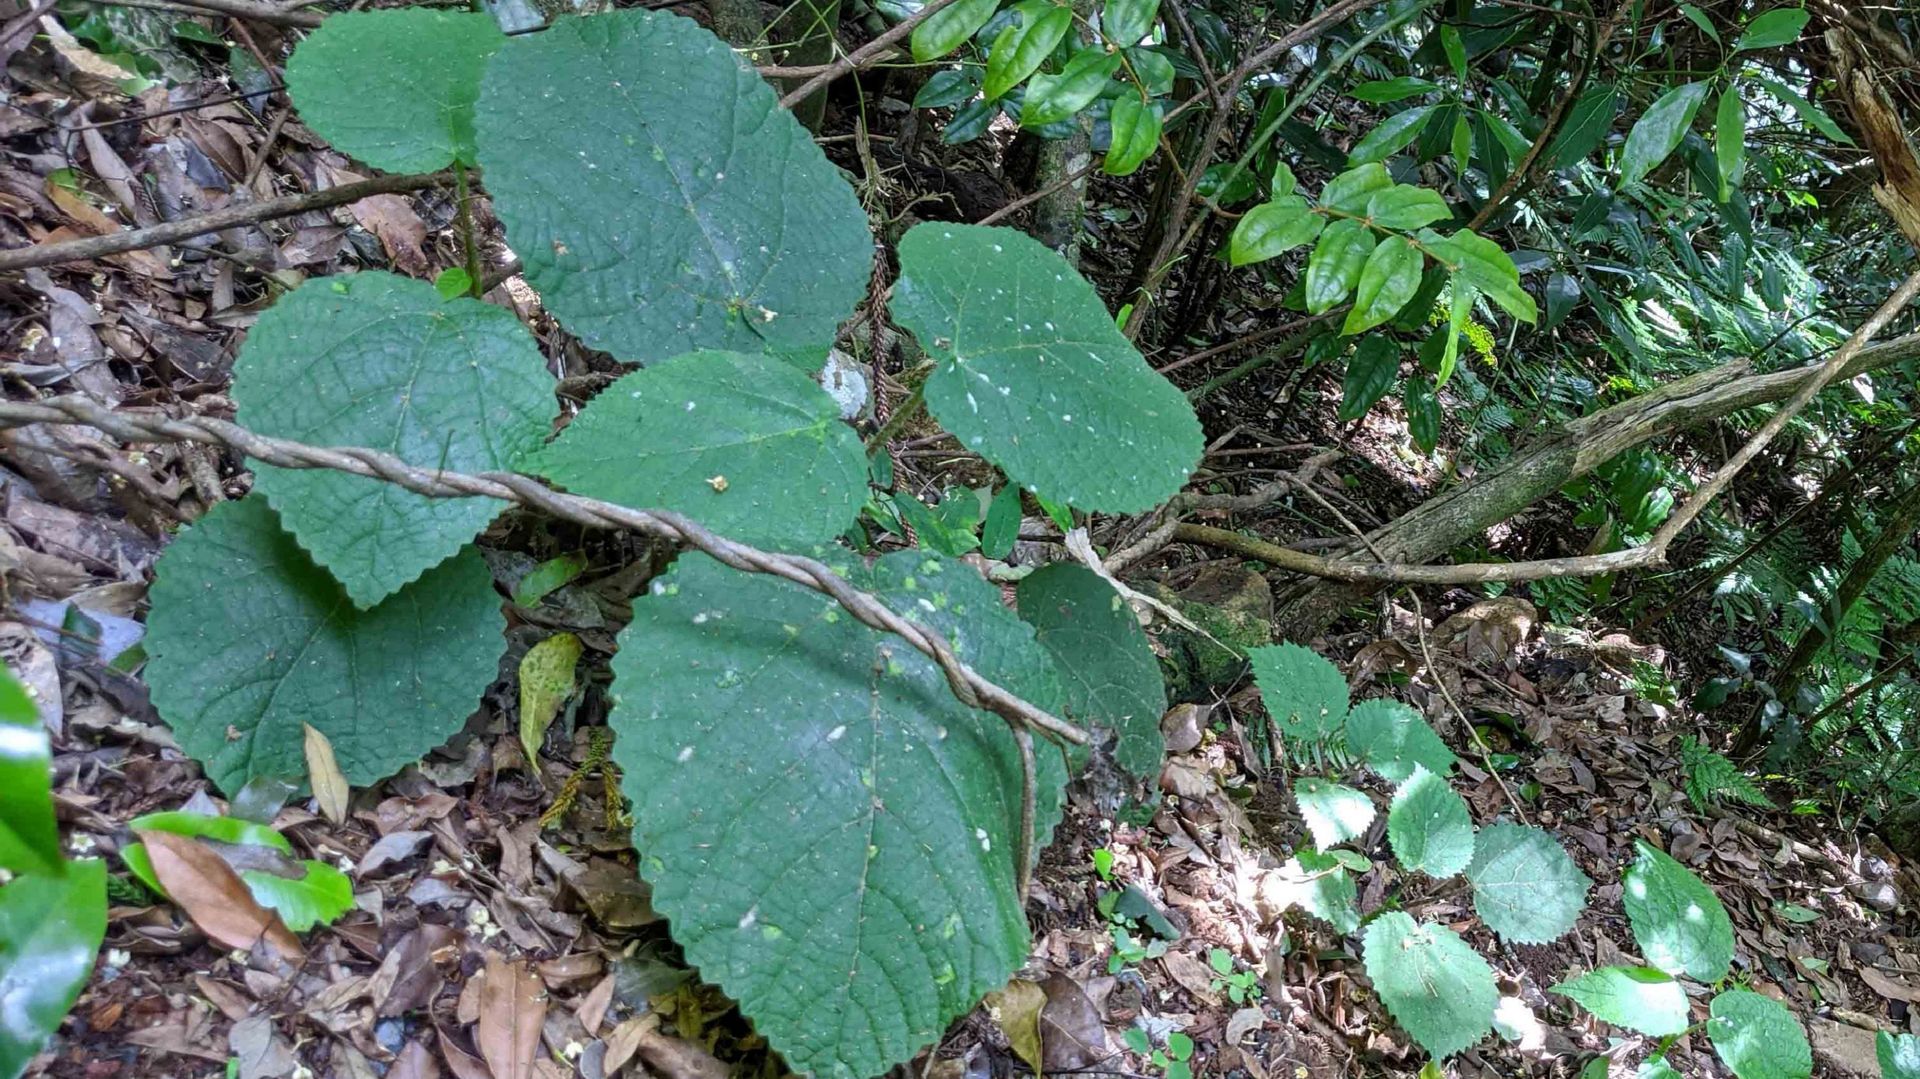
[1124, 46, 1173, 95]
[1734, 8, 1808, 51]
[1618, 81, 1709, 187]
[1021, 48, 1120, 126]
[1405, 375, 1438, 452]
[1229, 196, 1324, 266]
[1352, 77, 1437, 103]
[1304, 220, 1375, 313]
[1321, 162, 1392, 214]
[1547, 84, 1621, 168]
[0, 670, 59, 877]
[984, 3, 1071, 100]
[1337, 337, 1401, 421]
[1104, 96, 1161, 176]
[1366, 185, 1450, 230]
[1348, 106, 1436, 165]
[1428, 228, 1536, 323]
[912, 0, 1000, 60]
[1439, 23, 1467, 81]
[1343, 236, 1423, 333]
[944, 97, 1000, 143]
[916, 67, 980, 108]
[0, 859, 106, 1079]
[1753, 77, 1850, 144]
[1715, 89, 1745, 200]
[1677, 2, 1719, 42]
[981, 483, 1022, 560]
[1100, 0, 1159, 46]
[1450, 109, 1473, 171]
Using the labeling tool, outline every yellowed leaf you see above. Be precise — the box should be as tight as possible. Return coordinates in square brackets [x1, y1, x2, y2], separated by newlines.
[303, 722, 351, 825]
[986, 978, 1048, 1078]
[518, 633, 581, 777]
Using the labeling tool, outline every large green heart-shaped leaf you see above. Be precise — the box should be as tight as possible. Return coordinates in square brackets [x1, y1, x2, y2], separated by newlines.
[0, 670, 60, 877]
[1551, 966, 1689, 1037]
[1708, 990, 1811, 1079]
[1386, 766, 1474, 878]
[891, 223, 1202, 513]
[533, 351, 867, 550]
[609, 551, 1070, 1079]
[284, 10, 504, 172]
[1248, 642, 1348, 749]
[232, 272, 553, 607]
[1363, 911, 1496, 1059]
[1881, 1031, 1920, 1079]
[475, 9, 872, 366]
[1015, 564, 1166, 780]
[1622, 839, 1734, 983]
[0, 859, 105, 1079]
[146, 497, 506, 795]
[1466, 823, 1591, 944]
[1346, 698, 1455, 783]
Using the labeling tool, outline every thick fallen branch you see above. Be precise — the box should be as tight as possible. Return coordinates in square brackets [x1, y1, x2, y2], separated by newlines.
[0, 171, 443, 273]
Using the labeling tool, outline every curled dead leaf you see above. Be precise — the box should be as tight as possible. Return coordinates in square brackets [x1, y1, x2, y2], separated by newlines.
[138, 829, 303, 961]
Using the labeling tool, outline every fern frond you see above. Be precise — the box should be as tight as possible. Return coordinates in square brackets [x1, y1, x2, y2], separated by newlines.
[1679, 737, 1772, 812]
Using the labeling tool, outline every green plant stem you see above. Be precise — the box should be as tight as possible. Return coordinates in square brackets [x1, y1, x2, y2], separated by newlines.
[454, 162, 484, 299]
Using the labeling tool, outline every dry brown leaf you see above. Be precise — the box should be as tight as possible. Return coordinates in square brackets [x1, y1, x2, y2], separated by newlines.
[1861, 966, 1920, 1003]
[601, 1016, 648, 1076]
[436, 1027, 493, 1079]
[389, 1041, 442, 1079]
[631, 1023, 728, 1079]
[139, 830, 303, 961]
[476, 955, 546, 1079]
[1038, 973, 1109, 1071]
[303, 722, 351, 825]
[1160, 950, 1218, 1001]
[986, 979, 1047, 1078]
[575, 973, 615, 1037]
[348, 193, 429, 275]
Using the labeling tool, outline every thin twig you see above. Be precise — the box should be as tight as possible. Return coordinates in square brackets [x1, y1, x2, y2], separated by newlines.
[0, 171, 444, 273]
[776, 0, 966, 109]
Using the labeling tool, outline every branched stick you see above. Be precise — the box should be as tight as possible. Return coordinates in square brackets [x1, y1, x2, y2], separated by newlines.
[776, 0, 965, 108]
[0, 172, 444, 274]
[0, 397, 1089, 755]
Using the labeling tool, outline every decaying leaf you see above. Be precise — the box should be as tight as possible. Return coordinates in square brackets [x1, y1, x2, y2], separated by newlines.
[518, 632, 582, 778]
[475, 954, 546, 1079]
[138, 829, 303, 960]
[986, 978, 1047, 1077]
[303, 722, 351, 825]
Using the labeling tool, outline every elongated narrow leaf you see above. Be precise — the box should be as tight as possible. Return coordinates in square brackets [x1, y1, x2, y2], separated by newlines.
[1387, 766, 1475, 878]
[1104, 97, 1161, 176]
[145, 497, 505, 794]
[1405, 374, 1439, 451]
[1466, 823, 1590, 943]
[1622, 839, 1734, 983]
[1754, 76, 1851, 144]
[1363, 912, 1497, 1059]
[1618, 81, 1709, 188]
[0, 670, 59, 877]
[892, 223, 1201, 512]
[609, 552, 1069, 1079]
[1017, 564, 1167, 780]
[984, 4, 1071, 100]
[1547, 84, 1621, 168]
[1735, 8, 1808, 51]
[1021, 48, 1120, 126]
[476, 9, 872, 366]
[1352, 77, 1437, 103]
[285, 9, 504, 172]
[1551, 966, 1689, 1037]
[1348, 106, 1436, 165]
[1344, 237, 1424, 333]
[1305, 220, 1375, 313]
[1248, 643, 1348, 747]
[0, 859, 106, 1079]
[1708, 990, 1811, 1079]
[1229, 196, 1324, 266]
[912, 0, 999, 60]
[232, 272, 554, 607]
[1346, 698, 1455, 783]
[1338, 337, 1400, 421]
[534, 351, 867, 550]
[1715, 90, 1745, 200]
[1293, 779, 1374, 850]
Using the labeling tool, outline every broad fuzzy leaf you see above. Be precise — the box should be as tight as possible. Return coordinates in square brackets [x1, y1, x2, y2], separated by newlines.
[284, 9, 504, 172]
[1622, 839, 1734, 983]
[533, 351, 867, 550]
[1466, 823, 1591, 943]
[1708, 990, 1811, 1079]
[1292, 778, 1374, 850]
[1346, 699, 1455, 783]
[1387, 766, 1474, 878]
[892, 223, 1202, 512]
[1880, 1031, 1920, 1078]
[0, 670, 60, 876]
[1618, 81, 1709, 188]
[232, 272, 553, 606]
[145, 497, 505, 794]
[1363, 912, 1497, 1059]
[1270, 849, 1358, 933]
[476, 9, 872, 366]
[1249, 643, 1349, 748]
[609, 552, 1071, 1079]
[1550, 966, 1689, 1037]
[1016, 564, 1167, 780]
[0, 859, 107, 1079]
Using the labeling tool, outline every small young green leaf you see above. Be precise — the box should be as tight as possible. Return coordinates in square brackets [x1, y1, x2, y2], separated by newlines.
[0, 858, 107, 1079]
[1100, 0, 1159, 46]
[1348, 105, 1437, 165]
[981, 483, 1023, 560]
[1735, 8, 1809, 51]
[1338, 337, 1401, 421]
[1343, 237, 1423, 333]
[1352, 77, 1438, 103]
[1305, 220, 1376, 313]
[1104, 97, 1162, 176]
[513, 553, 587, 608]
[1677, 2, 1719, 41]
[1363, 912, 1497, 1059]
[1021, 48, 1120, 126]
[1622, 839, 1735, 983]
[1708, 989, 1811, 1079]
[284, 9, 504, 172]
[1715, 89, 1745, 200]
[1249, 642, 1349, 746]
[1450, 110, 1473, 171]
[1346, 698, 1456, 783]
[1618, 81, 1710, 188]
[1017, 564, 1167, 780]
[1229, 196, 1324, 266]
[1880, 1031, 1920, 1079]
[1405, 374, 1439, 453]
[1321, 162, 1393, 214]
[1466, 823, 1591, 943]
[1550, 966, 1690, 1037]
[912, 0, 1000, 60]
[984, 3, 1071, 100]
[433, 266, 474, 300]
[0, 670, 61, 876]
[533, 351, 867, 551]
[1293, 778, 1375, 850]
[1366, 186, 1450, 230]
[1387, 766, 1475, 878]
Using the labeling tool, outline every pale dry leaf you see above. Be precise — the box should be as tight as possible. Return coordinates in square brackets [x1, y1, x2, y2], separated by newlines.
[390, 1040, 441, 1079]
[304, 722, 351, 825]
[601, 1016, 648, 1075]
[1160, 951, 1219, 1001]
[476, 955, 547, 1079]
[1223, 1006, 1265, 1045]
[576, 973, 615, 1037]
[139, 830, 303, 960]
[631, 1023, 728, 1079]
[985, 979, 1047, 1077]
[437, 1027, 493, 1079]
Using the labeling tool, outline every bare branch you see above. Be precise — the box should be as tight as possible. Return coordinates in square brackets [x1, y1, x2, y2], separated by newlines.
[776, 0, 966, 109]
